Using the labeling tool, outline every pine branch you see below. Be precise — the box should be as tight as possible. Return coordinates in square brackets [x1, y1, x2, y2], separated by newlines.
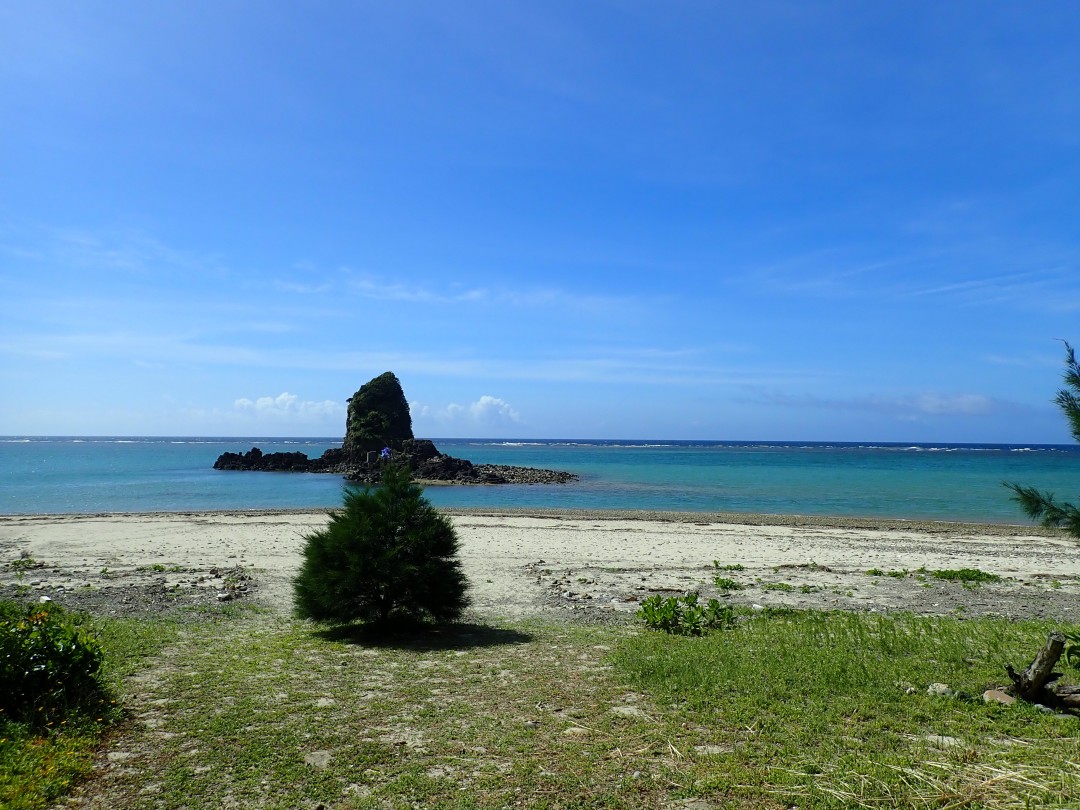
[1005, 482, 1080, 536]
[1056, 389, 1080, 445]
[1058, 341, 1080, 444]
[1004, 340, 1080, 539]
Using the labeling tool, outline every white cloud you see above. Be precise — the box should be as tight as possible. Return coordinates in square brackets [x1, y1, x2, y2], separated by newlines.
[469, 395, 522, 424]
[233, 393, 344, 420]
[414, 395, 524, 427]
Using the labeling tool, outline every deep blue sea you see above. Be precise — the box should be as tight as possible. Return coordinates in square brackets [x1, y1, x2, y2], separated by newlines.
[2, 436, 1079, 523]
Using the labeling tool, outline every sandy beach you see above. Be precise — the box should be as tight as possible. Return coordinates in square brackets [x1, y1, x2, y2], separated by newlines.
[2, 509, 1079, 622]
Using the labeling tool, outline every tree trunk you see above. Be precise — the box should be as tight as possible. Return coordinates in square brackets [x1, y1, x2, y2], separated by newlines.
[1006, 631, 1066, 701]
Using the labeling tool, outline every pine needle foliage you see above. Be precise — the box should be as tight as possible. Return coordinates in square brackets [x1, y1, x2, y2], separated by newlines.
[293, 463, 470, 627]
[1005, 340, 1080, 537]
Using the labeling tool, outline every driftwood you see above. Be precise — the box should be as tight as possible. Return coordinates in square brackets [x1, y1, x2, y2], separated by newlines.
[1004, 631, 1079, 711]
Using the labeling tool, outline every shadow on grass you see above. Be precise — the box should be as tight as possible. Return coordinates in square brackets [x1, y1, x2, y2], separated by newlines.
[314, 621, 534, 651]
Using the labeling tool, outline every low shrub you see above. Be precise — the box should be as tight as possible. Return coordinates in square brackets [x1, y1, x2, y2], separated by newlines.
[713, 576, 744, 591]
[931, 568, 1001, 584]
[637, 593, 735, 636]
[713, 561, 744, 571]
[761, 581, 795, 592]
[0, 600, 107, 727]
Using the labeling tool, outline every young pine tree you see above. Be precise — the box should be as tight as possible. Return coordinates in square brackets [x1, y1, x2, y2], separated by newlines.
[294, 463, 470, 626]
[1005, 341, 1080, 537]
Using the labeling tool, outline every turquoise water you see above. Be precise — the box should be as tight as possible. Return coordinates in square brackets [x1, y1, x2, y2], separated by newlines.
[2, 436, 1079, 523]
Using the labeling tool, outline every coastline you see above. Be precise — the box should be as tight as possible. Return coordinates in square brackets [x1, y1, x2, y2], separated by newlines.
[1, 505, 1061, 535]
[3, 508, 1078, 623]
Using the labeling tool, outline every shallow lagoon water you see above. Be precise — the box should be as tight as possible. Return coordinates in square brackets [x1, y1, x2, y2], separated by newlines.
[2, 436, 1079, 523]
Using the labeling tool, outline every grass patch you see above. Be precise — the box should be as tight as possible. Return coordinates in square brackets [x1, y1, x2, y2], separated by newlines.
[761, 581, 795, 592]
[868, 568, 909, 578]
[713, 577, 744, 591]
[931, 568, 1002, 585]
[15, 608, 1080, 809]
[713, 561, 744, 572]
[615, 611, 1080, 807]
[71, 614, 682, 808]
[1, 613, 186, 810]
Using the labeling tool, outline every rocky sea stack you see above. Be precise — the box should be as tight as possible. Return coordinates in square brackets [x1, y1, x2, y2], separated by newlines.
[213, 372, 578, 486]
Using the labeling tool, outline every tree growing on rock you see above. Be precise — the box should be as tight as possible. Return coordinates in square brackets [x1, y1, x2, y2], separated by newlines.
[1006, 341, 1080, 537]
[293, 463, 470, 626]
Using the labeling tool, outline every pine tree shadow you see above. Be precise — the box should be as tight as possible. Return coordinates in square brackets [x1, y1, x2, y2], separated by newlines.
[313, 620, 533, 651]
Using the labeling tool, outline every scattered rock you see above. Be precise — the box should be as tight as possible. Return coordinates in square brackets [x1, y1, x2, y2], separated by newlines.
[668, 800, 720, 810]
[611, 705, 649, 719]
[983, 689, 1016, 705]
[927, 682, 953, 697]
[304, 750, 332, 769]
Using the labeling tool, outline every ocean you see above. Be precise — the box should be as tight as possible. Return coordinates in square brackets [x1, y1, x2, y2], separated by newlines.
[2, 437, 1079, 523]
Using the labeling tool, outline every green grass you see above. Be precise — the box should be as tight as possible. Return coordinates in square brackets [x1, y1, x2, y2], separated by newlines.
[1, 613, 186, 810]
[8, 608, 1080, 808]
[930, 568, 1003, 585]
[713, 562, 745, 572]
[614, 610, 1080, 807]
[867, 568, 909, 578]
[713, 576, 744, 591]
[761, 581, 795, 592]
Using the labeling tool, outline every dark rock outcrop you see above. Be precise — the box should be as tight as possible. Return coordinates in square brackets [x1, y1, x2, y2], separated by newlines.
[212, 373, 578, 486]
[343, 372, 414, 458]
[213, 448, 314, 472]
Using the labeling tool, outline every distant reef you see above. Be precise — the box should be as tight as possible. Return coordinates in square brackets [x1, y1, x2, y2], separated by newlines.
[213, 372, 577, 486]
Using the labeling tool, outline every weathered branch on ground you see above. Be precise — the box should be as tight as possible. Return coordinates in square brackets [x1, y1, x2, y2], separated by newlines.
[1006, 631, 1065, 700]
[1004, 631, 1079, 712]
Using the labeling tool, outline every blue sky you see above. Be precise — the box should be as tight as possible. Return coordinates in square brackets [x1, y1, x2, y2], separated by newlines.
[2, 2, 1079, 442]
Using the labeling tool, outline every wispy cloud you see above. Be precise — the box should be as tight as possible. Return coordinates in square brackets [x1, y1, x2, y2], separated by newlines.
[274, 280, 335, 295]
[345, 276, 489, 304]
[748, 389, 1022, 420]
[274, 268, 639, 315]
[984, 351, 1065, 368]
[896, 268, 1077, 309]
[744, 242, 1080, 313]
[2, 222, 227, 279]
[748, 251, 901, 299]
[0, 326, 811, 389]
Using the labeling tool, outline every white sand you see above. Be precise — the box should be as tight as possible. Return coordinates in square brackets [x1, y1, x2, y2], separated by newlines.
[2, 510, 1078, 619]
